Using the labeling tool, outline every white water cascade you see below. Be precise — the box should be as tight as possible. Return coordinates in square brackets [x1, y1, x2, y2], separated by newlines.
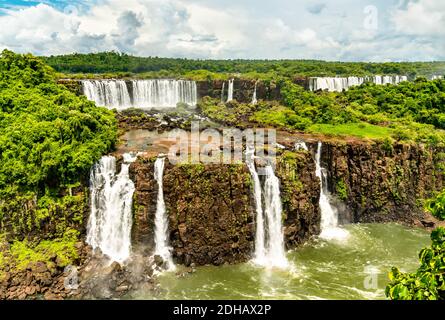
[153, 156, 175, 270]
[295, 140, 309, 151]
[87, 153, 138, 263]
[251, 81, 258, 105]
[315, 142, 349, 241]
[227, 79, 234, 102]
[82, 79, 197, 109]
[246, 147, 288, 268]
[82, 80, 131, 109]
[309, 75, 408, 92]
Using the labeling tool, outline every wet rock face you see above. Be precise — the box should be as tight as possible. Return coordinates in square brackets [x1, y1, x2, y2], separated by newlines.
[196, 79, 282, 103]
[73, 251, 158, 300]
[131, 161, 255, 266]
[322, 142, 444, 225]
[164, 164, 254, 266]
[0, 242, 91, 300]
[130, 154, 322, 266]
[276, 151, 321, 248]
[129, 159, 158, 245]
[58, 80, 83, 96]
[128, 140, 444, 267]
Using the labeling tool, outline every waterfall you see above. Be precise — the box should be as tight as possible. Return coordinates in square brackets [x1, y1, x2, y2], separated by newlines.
[82, 79, 197, 109]
[221, 82, 225, 103]
[295, 140, 308, 151]
[263, 166, 288, 267]
[309, 75, 408, 92]
[246, 147, 288, 268]
[87, 153, 138, 263]
[132, 80, 197, 109]
[227, 79, 234, 102]
[246, 147, 265, 262]
[251, 81, 258, 105]
[315, 142, 349, 241]
[153, 156, 175, 270]
[82, 80, 131, 109]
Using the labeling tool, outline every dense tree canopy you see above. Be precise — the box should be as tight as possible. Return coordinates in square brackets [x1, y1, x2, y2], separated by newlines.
[43, 51, 445, 79]
[386, 190, 445, 300]
[0, 50, 117, 197]
[199, 78, 445, 145]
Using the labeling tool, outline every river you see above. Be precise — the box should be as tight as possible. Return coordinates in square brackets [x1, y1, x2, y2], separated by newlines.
[132, 223, 429, 300]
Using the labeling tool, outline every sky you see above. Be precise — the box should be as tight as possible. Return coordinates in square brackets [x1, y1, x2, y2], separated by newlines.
[0, 0, 444, 61]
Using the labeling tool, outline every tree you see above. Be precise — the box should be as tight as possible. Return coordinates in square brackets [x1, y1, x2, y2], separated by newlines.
[386, 190, 445, 300]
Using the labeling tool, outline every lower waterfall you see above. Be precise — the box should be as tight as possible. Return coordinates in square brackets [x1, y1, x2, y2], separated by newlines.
[246, 147, 288, 268]
[227, 79, 234, 102]
[315, 142, 349, 241]
[153, 156, 175, 270]
[86, 153, 137, 263]
[251, 81, 258, 105]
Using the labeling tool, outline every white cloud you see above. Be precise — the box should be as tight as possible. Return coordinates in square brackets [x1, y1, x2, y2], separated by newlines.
[392, 0, 445, 35]
[0, 0, 443, 61]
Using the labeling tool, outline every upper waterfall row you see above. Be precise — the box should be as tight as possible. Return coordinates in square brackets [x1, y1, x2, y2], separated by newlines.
[80, 75, 415, 109]
[309, 75, 408, 92]
[82, 79, 198, 110]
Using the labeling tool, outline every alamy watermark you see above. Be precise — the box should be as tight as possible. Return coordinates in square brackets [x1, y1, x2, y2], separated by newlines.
[363, 5, 378, 31]
[160, 122, 277, 175]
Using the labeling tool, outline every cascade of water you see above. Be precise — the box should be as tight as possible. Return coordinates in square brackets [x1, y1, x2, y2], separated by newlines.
[246, 146, 265, 262]
[153, 156, 175, 270]
[82, 80, 131, 110]
[295, 140, 308, 151]
[262, 165, 288, 267]
[309, 75, 408, 92]
[132, 79, 197, 108]
[227, 79, 234, 102]
[315, 142, 349, 241]
[251, 81, 258, 105]
[82, 79, 197, 109]
[246, 147, 288, 268]
[86, 153, 138, 263]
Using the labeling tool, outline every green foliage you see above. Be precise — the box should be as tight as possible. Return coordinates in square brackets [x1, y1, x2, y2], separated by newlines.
[278, 80, 445, 144]
[0, 50, 117, 253]
[198, 96, 258, 126]
[45, 52, 445, 145]
[8, 229, 79, 271]
[43, 51, 445, 78]
[308, 123, 393, 140]
[386, 191, 445, 300]
[336, 180, 348, 201]
[386, 227, 445, 300]
[379, 137, 395, 155]
[343, 80, 445, 130]
[426, 189, 445, 221]
[252, 105, 313, 130]
[0, 49, 117, 196]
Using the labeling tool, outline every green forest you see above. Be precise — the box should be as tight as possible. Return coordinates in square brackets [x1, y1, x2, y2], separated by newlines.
[0, 50, 444, 301]
[199, 78, 445, 146]
[43, 51, 445, 80]
[0, 50, 117, 273]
